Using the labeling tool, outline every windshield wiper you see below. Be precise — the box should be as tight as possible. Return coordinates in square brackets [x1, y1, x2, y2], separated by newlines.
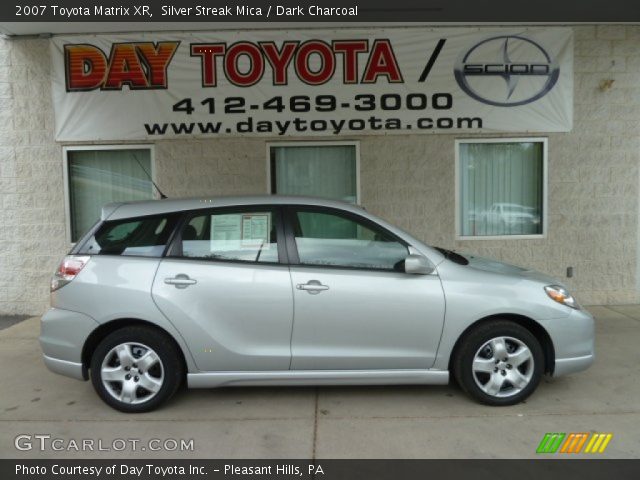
[433, 247, 469, 266]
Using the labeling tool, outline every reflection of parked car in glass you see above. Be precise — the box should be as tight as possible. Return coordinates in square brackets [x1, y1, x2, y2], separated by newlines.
[480, 203, 541, 235]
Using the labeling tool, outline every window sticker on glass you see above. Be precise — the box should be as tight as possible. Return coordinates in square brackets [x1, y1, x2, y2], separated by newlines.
[211, 214, 242, 242]
[210, 213, 271, 251]
[241, 214, 270, 247]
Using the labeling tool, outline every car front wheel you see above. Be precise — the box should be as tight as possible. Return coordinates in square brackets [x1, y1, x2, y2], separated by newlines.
[90, 326, 183, 413]
[453, 320, 544, 406]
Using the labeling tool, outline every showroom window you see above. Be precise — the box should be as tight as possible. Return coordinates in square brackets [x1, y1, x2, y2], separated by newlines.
[64, 146, 155, 242]
[268, 142, 359, 203]
[456, 138, 547, 239]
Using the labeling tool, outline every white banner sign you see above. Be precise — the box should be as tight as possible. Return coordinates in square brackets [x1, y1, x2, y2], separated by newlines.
[50, 27, 573, 141]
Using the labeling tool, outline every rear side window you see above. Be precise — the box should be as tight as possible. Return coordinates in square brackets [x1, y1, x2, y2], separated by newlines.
[178, 210, 279, 263]
[78, 214, 178, 257]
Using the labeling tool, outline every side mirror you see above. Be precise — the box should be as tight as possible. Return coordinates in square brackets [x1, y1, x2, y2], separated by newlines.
[403, 254, 434, 275]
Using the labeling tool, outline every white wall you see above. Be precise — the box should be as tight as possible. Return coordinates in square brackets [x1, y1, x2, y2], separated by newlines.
[1, 25, 639, 314]
[0, 38, 66, 314]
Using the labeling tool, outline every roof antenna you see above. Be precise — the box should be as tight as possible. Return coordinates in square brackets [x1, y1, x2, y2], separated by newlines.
[133, 154, 167, 199]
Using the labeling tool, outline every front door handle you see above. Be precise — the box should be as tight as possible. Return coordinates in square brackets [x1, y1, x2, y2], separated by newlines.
[296, 280, 329, 295]
[164, 274, 197, 289]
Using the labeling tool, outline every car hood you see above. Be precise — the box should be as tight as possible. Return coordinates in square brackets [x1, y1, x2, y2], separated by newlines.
[461, 254, 561, 286]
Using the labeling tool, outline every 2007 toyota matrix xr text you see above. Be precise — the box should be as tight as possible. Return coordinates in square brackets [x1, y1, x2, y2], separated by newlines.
[40, 195, 594, 412]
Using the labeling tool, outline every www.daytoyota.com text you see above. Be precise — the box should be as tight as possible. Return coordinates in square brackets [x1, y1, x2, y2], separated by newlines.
[144, 93, 482, 136]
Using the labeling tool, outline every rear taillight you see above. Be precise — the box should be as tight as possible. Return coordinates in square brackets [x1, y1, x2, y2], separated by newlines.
[51, 255, 90, 292]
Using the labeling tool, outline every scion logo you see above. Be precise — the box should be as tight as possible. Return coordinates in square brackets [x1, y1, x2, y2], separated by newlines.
[454, 35, 559, 107]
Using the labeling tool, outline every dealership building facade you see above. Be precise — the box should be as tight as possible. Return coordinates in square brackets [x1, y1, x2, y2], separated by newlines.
[0, 24, 639, 315]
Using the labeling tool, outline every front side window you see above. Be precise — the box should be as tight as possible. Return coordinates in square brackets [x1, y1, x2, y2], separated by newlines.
[78, 214, 178, 257]
[179, 210, 279, 264]
[67, 148, 154, 242]
[292, 209, 408, 270]
[458, 140, 546, 238]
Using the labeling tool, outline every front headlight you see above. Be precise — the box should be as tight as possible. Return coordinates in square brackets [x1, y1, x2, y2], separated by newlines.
[544, 285, 580, 309]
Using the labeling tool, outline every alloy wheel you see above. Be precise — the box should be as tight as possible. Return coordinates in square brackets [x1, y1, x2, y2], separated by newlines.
[100, 342, 165, 405]
[471, 336, 534, 398]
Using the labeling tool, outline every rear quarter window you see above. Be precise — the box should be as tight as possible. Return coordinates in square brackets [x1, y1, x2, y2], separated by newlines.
[77, 214, 179, 257]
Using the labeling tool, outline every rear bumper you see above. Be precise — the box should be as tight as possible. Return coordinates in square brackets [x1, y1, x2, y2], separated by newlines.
[40, 307, 97, 381]
[43, 355, 87, 381]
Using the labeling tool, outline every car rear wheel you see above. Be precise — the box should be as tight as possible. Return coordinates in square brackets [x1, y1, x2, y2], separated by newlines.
[453, 320, 544, 406]
[90, 326, 183, 413]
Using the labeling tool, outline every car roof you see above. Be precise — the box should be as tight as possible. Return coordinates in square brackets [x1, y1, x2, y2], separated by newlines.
[103, 195, 365, 221]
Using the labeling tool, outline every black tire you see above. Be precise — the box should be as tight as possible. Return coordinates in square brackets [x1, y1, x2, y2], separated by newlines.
[90, 326, 184, 413]
[453, 320, 544, 406]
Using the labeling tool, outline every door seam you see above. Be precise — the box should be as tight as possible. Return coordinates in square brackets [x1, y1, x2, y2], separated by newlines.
[287, 265, 296, 370]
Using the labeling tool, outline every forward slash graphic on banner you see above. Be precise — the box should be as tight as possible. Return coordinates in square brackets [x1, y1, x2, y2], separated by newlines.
[537, 433, 614, 454]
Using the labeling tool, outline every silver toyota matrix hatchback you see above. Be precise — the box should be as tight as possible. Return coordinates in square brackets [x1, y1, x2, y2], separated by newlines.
[40, 196, 594, 412]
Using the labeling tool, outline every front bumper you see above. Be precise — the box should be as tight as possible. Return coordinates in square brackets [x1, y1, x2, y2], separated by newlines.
[40, 308, 98, 381]
[554, 354, 595, 376]
[546, 307, 595, 377]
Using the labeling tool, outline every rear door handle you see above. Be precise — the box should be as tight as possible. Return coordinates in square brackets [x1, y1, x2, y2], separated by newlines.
[164, 274, 197, 289]
[296, 280, 329, 295]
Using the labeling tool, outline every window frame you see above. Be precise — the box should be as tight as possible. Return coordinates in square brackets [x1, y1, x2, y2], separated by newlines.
[266, 140, 361, 204]
[62, 144, 157, 244]
[454, 137, 548, 241]
[165, 205, 289, 266]
[282, 205, 410, 273]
